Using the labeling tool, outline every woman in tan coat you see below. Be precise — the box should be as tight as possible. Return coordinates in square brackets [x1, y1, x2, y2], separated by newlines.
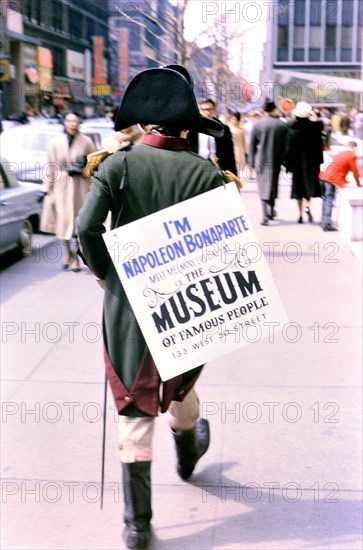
[41, 112, 95, 271]
[227, 111, 247, 177]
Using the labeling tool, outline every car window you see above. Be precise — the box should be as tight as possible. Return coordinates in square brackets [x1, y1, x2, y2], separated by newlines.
[21, 133, 56, 151]
[0, 162, 19, 188]
[0, 130, 60, 156]
[0, 167, 4, 191]
[0, 164, 9, 190]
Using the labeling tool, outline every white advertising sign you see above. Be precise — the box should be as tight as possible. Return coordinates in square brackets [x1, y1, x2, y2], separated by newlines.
[103, 183, 288, 381]
[66, 50, 85, 80]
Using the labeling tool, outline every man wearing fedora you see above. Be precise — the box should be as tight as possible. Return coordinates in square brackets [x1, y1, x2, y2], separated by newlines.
[249, 99, 288, 225]
[76, 65, 225, 549]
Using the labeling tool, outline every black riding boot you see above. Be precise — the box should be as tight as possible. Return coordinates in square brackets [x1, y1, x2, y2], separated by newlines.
[171, 418, 210, 480]
[121, 461, 152, 550]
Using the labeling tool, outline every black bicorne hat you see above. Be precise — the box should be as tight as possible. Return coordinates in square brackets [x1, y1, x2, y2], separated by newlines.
[114, 65, 224, 138]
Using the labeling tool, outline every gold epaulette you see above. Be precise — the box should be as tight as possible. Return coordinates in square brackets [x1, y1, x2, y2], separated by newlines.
[223, 169, 243, 190]
[84, 150, 110, 178]
[209, 155, 243, 191]
[85, 140, 131, 178]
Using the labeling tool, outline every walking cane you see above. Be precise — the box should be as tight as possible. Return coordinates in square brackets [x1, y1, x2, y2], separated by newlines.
[100, 370, 108, 510]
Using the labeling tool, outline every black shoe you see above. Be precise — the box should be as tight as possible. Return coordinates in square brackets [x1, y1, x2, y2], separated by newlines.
[298, 216, 303, 224]
[323, 224, 337, 232]
[172, 418, 210, 480]
[261, 217, 269, 226]
[305, 207, 313, 222]
[122, 462, 152, 549]
[268, 206, 277, 220]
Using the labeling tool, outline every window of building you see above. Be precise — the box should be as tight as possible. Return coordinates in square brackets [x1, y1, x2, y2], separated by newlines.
[342, 0, 353, 25]
[293, 23, 305, 63]
[34, 0, 42, 25]
[310, 26, 321, 48]
[357, 18, 362, 61]
[69, 8, 83, 38]
[341, 26, 353, 49]
[129, 24, 142, 51]
[52, 0, 63, 32]
[278, 0, 290, 25]
[325, 48, 337, 61]
[278, 25, 288, 49]
[309, 48, 321, 61]
[52, 47, 65, 76]
[309, 26, 321, 61]
[277, 48, 288, 62]
[293, 49, 304, 61]
[326, 25, 337, 48]
[294, 26, 305, 48]
[294, 0, 305, 25]
[325, 0, 338, 23]
[310, 0, 322, 25]
[87, 17, 95, 38]
[24, 0, 33, 21]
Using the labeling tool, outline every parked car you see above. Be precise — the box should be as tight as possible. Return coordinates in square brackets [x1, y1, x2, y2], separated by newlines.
[0, 124, 102, 183]
[0, 158, 45, 256]
[80, 118, 114, 148]
[0, 119, 22, 132]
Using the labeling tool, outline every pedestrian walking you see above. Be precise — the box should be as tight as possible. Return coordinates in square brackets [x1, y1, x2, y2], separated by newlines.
[249, 99, 288, 225]
[76, 65, 226, 550]
[227, 111, 247, 177]
[285, 101, 324, 223]
[188, 97, 237, 173]
[319, 141, 362, 231]
[243, 111, 260, 162]
[41, 111, 96, 271]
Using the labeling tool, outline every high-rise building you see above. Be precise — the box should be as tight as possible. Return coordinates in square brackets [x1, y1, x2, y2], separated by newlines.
[108, 0, 178, 100]
[263, 0, 362, 108]
[2, 0, 111, 118]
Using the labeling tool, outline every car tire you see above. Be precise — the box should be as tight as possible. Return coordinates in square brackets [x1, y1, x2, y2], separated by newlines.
[18, 219, 33, 257]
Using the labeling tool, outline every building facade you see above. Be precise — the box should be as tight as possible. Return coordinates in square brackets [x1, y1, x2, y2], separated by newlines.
[1, 0, 111, 119]
[108, 0, 178, 101]
[263, 0, 362, 108]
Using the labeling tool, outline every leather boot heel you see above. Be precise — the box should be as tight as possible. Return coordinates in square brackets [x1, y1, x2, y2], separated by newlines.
[172, 418, 210, 480]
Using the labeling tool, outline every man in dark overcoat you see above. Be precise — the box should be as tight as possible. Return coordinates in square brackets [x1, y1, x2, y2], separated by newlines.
[188, 97, 237, 173]
[76, 65, 225, 550]
[249, 100, 288, 225]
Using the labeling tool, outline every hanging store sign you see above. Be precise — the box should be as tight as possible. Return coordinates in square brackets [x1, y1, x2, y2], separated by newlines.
[38, 47, 53, 90]
[92, 36, 106, 85]
[119, 29, 129, 87]
[91, 84, 111, 96]
[23, 44, 38, 87]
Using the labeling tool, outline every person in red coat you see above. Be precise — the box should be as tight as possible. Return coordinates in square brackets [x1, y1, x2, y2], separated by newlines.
[319, 141, 362, 231]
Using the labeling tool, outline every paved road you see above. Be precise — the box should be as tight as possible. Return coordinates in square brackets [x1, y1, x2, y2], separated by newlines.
[1, 180, 362, 549]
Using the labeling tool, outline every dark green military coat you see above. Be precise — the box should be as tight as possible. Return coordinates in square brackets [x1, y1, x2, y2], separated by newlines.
[77, 135, 224, 417]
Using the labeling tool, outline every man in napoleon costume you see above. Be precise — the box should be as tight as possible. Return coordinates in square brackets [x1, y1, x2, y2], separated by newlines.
[76, 65, 232, 549]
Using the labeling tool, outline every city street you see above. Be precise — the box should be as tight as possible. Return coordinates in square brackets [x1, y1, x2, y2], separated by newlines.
[1, 178, 362, 550]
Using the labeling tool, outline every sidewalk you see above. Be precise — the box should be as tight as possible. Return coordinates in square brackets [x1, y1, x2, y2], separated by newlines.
[1, 178, 362, 550]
